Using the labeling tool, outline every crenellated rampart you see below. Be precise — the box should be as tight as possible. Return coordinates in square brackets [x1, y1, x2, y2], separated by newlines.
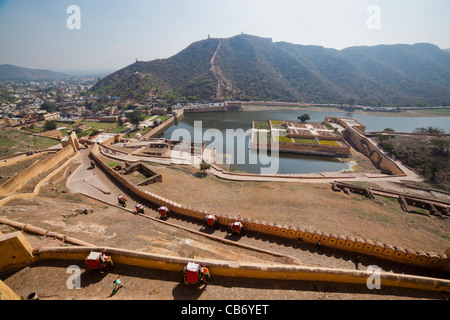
[90, 143, 449, 272]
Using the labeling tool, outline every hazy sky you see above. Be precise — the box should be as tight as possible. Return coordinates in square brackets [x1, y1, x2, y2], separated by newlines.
[0, 0, 449, 73]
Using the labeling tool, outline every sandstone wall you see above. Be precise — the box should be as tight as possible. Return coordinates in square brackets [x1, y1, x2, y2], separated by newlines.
[1, 233, 448, 293]
[142, 117, 176, 139]
[0, 145, 75, 196]
[325, 117, 405, 176]
[343, 128, 405, 175]
[32, 246, 450, 292]
[33, 129, 63, 140]
[0, 231, 35, 273]
[184, 106, 227, 113]
[90, 143, 449, 272]
[0, 280, 20, 300]
[249, 141, 351, 157]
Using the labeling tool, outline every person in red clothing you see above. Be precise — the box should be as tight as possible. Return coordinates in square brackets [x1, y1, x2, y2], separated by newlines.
[135, 203, 144, 213]
[183, 262, 210, 285]
[205, 214, 218, 228]
[158, 206, 170, 219]
[229, 221, 243, 235]
[118, 195, 127, 207]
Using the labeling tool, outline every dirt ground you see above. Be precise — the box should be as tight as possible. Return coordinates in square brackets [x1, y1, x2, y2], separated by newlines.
[0, 128, 60, 157]
[0, 196, 288, 265]
[0, 153, 53, 186]
[1, 194, 447, 301]
[141, 163, 449, 255]
[3, 259, 446, 301]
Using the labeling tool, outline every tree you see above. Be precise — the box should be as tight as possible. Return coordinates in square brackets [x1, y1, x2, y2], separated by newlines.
[381, 140, 396, 153]
[127, 110, 145, 129]
[158, 100, 168, 108]
[89, 130, 100, 137]
[347, 97, 357, 105]
[430, 139, 449, 156]
[40, 102, 57, 113]
[377, 134, 391, 142]
[199, 160, 211, 176]
[298, 114, 311, 123]
[44, 120, 57, 131]
[413, 127, 445, 134]
[425, 158, 445, 183]
[165, 91, 179, 106]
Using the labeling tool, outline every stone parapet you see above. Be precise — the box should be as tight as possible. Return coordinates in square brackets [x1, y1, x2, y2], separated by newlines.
[90, 143, 450, 272]
[31, 246, 450, 293]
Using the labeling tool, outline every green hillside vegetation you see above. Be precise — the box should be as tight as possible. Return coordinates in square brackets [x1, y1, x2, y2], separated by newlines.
[376, 132, 449, 189]
[23, 121, 118, 138]
[90, 35, 450, 107]
[90, 39, 221, 101]
[0, 127, 60, 157]
[0, 64, 68, 81]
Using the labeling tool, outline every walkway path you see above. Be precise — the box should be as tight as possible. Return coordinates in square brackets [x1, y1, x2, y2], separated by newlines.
[66, 146, 121, 204]
[98, 143, 422, 184]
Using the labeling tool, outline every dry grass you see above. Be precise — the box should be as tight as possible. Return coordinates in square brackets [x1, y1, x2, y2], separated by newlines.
[142, 163, 450, 254]
[0, 127, 60, 157]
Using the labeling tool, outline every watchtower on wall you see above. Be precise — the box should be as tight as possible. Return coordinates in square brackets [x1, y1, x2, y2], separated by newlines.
[61, 131, 81, 152]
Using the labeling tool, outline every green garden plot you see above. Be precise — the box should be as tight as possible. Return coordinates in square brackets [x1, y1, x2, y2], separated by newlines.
[319, 140, 339, 146]
[255, 131, 272, 143]
[253, 121, 270, 130]
[293, 138, 319, 145]
[275, 136, 293, 143]
[270, 120, 285, 129]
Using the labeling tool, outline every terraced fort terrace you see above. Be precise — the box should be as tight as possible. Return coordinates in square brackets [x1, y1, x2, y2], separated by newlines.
[0, 113, 449, 302]
[250, 119, 351, 157]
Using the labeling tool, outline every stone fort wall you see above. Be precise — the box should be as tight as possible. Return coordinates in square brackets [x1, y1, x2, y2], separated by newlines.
[1, 235, 449, 293]
[326, 117, 406, 176]
[0, 145, 75, 196]
[90, 143, 449, 272]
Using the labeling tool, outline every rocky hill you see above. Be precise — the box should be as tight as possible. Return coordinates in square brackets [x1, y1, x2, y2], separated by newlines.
[0, 64, 68, 81]
[90, 35, 450, 106]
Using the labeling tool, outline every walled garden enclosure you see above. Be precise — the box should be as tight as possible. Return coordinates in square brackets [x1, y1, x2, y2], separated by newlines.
[250, 119, 351, 157]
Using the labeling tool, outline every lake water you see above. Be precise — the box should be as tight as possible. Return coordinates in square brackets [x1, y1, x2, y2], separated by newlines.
[159, 109, 450, 174]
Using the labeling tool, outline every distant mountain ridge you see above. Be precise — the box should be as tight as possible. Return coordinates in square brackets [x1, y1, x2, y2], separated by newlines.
[0, 64, 69, 81]
[91, 35, 450, 106]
